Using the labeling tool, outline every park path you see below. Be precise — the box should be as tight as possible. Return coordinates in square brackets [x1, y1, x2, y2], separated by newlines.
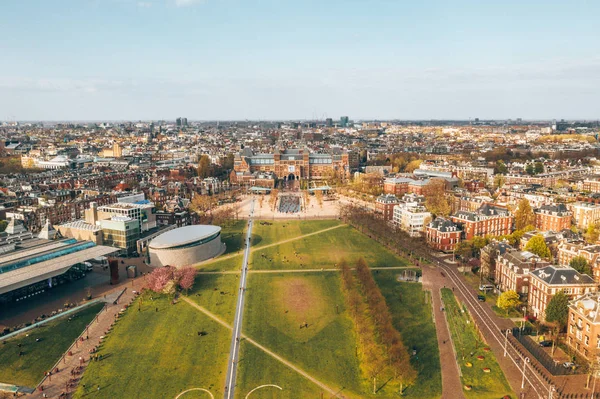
[182, 298, 343, 398]
[27, 278, 147, 399]
[195, 224, 346, 268]
[421, 266, 466, 399]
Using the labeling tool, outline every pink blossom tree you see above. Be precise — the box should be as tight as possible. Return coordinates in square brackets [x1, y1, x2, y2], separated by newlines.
[175, 266, 197, 293]
[146, 266, 175, 292]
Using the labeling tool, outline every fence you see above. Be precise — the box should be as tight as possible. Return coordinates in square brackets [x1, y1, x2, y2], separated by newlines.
[512, 328, 583, 376]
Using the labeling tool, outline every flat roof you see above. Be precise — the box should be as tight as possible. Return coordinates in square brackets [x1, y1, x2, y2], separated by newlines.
[0, 245, 118, 295]
[149, 225, 221, 249]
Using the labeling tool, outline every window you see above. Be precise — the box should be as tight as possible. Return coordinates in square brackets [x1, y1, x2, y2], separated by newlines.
[585, 336, 590, 346]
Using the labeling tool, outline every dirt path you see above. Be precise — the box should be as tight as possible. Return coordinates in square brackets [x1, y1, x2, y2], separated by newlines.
[422, 267, 467, 399]
[182, 297, 343, 398]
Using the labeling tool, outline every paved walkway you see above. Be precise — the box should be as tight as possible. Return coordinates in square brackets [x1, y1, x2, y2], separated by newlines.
[27, 277, 147, 399]
[197, 266, 417, 275]
[422, 267, 466, 399]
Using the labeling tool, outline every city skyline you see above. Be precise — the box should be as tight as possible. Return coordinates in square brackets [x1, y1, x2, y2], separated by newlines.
[1, 0, 599, 120]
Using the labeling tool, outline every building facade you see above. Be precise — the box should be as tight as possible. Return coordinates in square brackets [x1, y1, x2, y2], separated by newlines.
[375, 194, 400, 222]
[495, 249, 549, 298]
[535, 203, 572, 232]
[232, 148, 355, 182]
[567, 293, 600, 361]
[451, 204, 513, 240]
[426, 217, 461, 252]
[528, 266, 596, 320]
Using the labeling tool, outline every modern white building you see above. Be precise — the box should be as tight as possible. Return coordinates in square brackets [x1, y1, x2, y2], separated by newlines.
[393, 202, 432, 237]
[148, 225, 225, 268]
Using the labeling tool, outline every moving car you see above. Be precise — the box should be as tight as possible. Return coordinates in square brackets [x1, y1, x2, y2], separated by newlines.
[563, 362, 577, 369]
[538, 340, 552, 347]
[477, 295, 486, 302]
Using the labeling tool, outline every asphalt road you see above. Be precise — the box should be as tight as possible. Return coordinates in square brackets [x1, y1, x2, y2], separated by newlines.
[224, 198, 255, 399]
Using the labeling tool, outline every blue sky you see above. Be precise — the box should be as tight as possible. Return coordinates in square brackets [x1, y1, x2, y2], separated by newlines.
[1, 0, 599, 120]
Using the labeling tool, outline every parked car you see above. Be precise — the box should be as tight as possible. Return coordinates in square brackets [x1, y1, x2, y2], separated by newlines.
[538, 340, 552, 347]
[477, 295, 486, 302]
[563, 362, 577, 369]
[479, 284, 494, 292]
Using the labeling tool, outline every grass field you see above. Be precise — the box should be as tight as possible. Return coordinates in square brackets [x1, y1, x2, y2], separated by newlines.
[197, 254, 243, 272]
[187, 272, 240, 323]
[221, 220, 247, 254]
[73, 294, 230, 399]
[235, 341, 323, 399]
[0, 302, 104, 387]
[375, 272, 442, 399]
[242, 272, 364, 396]
[251, 219, 341, 247]
[251, 225, 408, 270]
[441, 288, 514, 399]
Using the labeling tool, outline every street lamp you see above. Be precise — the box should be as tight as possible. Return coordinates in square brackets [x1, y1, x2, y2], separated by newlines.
[521, 356, 530, 389]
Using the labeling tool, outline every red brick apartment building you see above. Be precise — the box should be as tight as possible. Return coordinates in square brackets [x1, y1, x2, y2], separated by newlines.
[535, 203, 572, 232]
[451, 204, 513, 240]
[383, 177, 413, 196]
[495, 249, 549, 298]
[375, 194, 400, 222]
[426, 217, 462, 252]
[528, 266, 596, 320]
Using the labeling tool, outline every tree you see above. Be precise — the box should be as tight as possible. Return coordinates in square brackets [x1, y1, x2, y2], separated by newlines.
[525, 163, 535, 175]
[0, 220, 7, 233]
[497, 290, 520, 315]
[514, 198, 536, 230]
[222, 153, 234, 171]
[405, 159, 422, 173]
[534, 162, 544, 175]
[146, 266, 175, 292]
[494, 174, 505, 190]
[197, 154, 211, 178]
[174, 267, 197, 292]
[585, 223, 600, 244]
[570, 256, 592, 276]
[495, 160, 508, 175]
[524, 234, 552, 259]
[423, 179, 451, 217]
[545, 290, 569, 329]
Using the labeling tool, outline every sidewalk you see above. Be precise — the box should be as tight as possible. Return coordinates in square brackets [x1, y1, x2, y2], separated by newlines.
[421, 267, 466, 399]
[27, 277, 147, 399]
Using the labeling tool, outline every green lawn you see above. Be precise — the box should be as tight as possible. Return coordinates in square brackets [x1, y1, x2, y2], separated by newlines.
[197, 254, 243, 272]
[235, 340, 323, 399]
[251, 219, 341, 247]
[221, 220, 247, 254]
[73, 294, 230, 399]
[374, 272, 442, 399]
[441, 288, 514, 399]
[242, 272, 364, 397]
[0, 302, 104, 387]
[251, 225, 408, 270]
[187, 273, 240, 323]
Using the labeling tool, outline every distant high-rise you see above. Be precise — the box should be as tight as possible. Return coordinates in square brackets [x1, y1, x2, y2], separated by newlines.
[182, 117, 188, 126]
[325, 118, 333, 127]
[176, 117, 182, 127]
[340, 116, 349, 127]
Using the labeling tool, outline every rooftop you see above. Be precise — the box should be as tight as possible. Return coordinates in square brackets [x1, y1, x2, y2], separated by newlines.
[149, 225, 221, 249]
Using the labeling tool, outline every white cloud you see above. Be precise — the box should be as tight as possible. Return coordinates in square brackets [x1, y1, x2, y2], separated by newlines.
[173, 0, 204, 7]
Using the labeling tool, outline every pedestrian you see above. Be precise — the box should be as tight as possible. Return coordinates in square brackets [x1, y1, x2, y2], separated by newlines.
[97, 385, 100, 391]
[155, 307, 158, 312]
